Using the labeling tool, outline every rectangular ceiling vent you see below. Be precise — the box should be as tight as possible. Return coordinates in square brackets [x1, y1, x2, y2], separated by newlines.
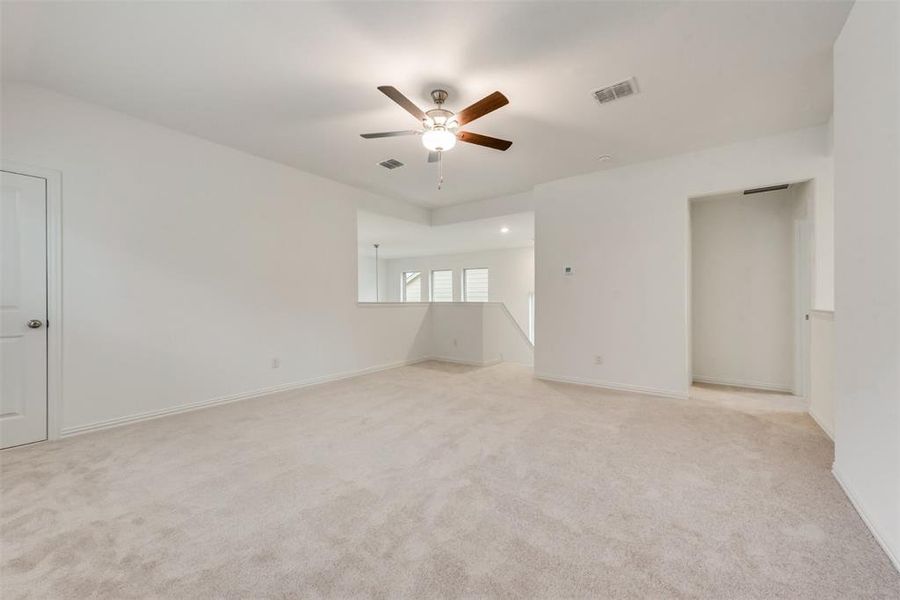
[593, 77, 639, 105]
[378, 158, 404, 170]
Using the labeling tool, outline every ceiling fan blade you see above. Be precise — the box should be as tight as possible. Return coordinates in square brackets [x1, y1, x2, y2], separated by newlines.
[457, 131, 513, 151]
[360, 130, 420, 139]
[454, 91, 509, 126]
[427, 151, 441, 163]
[377, 86, 427, 122]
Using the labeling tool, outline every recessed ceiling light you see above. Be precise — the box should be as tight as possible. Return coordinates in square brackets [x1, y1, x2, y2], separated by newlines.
[597, 154, 613, 162]
[500, 227, 510, 234]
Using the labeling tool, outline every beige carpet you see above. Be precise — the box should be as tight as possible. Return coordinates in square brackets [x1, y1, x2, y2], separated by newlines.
[1, 361, 898, 599]
[690, 382, 809, 414]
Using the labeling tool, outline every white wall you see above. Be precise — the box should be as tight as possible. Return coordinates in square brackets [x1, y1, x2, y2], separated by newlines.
[382, 247, 534, 336]
[809, 310, 835, 438]
[429, 303, 534, 366]
[1, 83, 434, 434]
[833, 0, 900, 570]
[357, 251, 387, 302]
[534, 125, 832, 398]
[481, 303, 534, 366]
[430, 191, 536, 226]
[812, 155, 835, 311]
[691, 188, 800, 392]
[430, 304, 486, 364]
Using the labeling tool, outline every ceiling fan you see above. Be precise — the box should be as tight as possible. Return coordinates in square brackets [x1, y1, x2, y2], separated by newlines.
[361, 86, 512, 187]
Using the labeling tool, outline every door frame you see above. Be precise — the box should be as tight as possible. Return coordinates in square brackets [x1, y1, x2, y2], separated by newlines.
[686, 177, 817, 398]
[2, 161, 63, 442]
[793, 214, 813, 398]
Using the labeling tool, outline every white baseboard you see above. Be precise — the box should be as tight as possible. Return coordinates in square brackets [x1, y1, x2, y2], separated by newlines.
[832, 464, 900, 574]
[60, 356, 432, 438]
[534, 372, 689, 400]
[808, 406, 834, 440]
[692, 374, 793, 393]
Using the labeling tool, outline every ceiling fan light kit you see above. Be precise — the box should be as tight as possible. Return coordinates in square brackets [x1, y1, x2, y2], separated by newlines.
[361, 85, 512, 189]
[421, 129, 456, 152]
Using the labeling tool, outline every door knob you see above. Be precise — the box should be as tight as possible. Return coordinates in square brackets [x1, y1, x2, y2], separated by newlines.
[26, 319, 43, 329]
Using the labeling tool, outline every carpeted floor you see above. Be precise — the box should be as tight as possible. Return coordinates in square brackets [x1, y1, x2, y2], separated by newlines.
[690, 381, 809, 414]
[1, 361, 898, 599]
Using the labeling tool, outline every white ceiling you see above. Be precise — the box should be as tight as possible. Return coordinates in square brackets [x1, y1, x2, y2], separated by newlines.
[2, 1, 850, 208]
[358, 211, 533, 259]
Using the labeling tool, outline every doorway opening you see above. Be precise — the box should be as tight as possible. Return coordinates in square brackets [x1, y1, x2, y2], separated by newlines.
[356, 210, 535, 343]
[689, 181, 812, 399]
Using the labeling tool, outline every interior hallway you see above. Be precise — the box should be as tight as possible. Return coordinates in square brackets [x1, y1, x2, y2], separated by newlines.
[2, 362, 897, 599]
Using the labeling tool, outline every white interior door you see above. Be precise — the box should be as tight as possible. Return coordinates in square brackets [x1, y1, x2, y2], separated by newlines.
[794, 218, 812, 398]
[1, 170, 48, 449]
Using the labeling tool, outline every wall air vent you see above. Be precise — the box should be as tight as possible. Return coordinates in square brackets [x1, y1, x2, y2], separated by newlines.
[744, 184, 789, 195]
[593, 77, 639, 104]
[378, 158, 404, 170]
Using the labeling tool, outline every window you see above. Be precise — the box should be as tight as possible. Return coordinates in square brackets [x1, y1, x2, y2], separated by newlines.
[402, 271, 421, 302]
[463, 268, 489, 302]
[430, 270, 453, 302]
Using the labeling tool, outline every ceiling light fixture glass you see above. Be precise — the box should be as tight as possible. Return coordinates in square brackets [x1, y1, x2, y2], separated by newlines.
[422, 128, 456, 152]
[500, 227, 510, 233]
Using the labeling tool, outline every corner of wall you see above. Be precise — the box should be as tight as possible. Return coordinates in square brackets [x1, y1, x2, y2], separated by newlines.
[832, 463, 900, 573]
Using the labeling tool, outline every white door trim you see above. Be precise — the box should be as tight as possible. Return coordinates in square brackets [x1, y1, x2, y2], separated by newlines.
[685, 176, 820, 398]
[793, 216, 812, 398]
[2, 161, 63, 442]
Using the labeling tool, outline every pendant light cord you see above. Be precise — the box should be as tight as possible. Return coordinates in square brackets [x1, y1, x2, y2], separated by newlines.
[373, 243, 379, 302]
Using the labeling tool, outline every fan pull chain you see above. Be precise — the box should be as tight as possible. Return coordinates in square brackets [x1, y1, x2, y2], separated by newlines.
[438, 151, 444, 190]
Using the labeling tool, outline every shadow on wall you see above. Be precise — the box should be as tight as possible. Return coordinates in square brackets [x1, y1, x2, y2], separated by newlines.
[409, 361, 482, 375]
[407, 311, 433, 364]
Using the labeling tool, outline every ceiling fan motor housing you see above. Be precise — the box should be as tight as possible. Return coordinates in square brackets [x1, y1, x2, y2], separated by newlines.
[430, 89, 449, 105]
[426, 90, 455, 129]
[425, 108, 456, 129]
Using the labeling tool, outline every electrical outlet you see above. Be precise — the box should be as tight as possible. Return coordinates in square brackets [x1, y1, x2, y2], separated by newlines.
[594, 355, 603, 365]
[272, 358, 280, 369]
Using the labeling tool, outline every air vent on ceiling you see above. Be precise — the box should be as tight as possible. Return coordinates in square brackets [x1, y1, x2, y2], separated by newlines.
[744, 184, 789, 195]
[378, 158, 404, 170]
[593, 77, 639, 104]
